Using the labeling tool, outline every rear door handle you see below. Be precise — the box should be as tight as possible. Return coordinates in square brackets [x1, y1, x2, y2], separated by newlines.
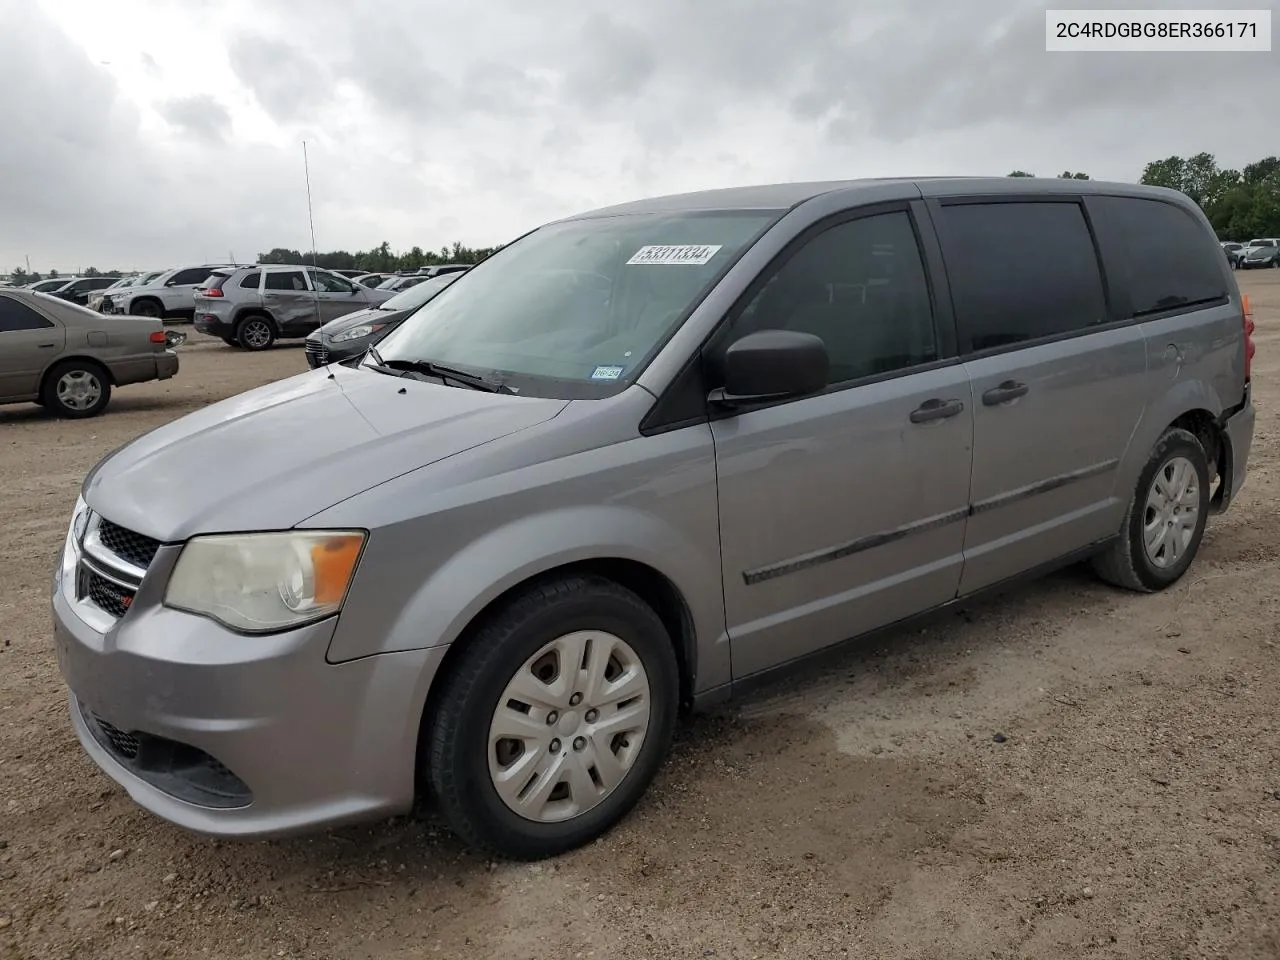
[909, 398, 965, 423]
[981, 380, 1029, 406]
[37, 343, 57, 349]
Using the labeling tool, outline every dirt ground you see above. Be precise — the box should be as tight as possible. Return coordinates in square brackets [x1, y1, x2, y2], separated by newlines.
[2, 273, 1279, 960]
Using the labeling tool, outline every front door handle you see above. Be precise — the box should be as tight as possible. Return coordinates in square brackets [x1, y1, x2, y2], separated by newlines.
[982, 380, 1029, 406]
[37, 343, 57, 349]
[909, 398, 965, 423]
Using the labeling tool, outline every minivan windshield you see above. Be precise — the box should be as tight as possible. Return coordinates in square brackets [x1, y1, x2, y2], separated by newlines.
[378, 273, 459, 312]
[372, 209, 779, 398]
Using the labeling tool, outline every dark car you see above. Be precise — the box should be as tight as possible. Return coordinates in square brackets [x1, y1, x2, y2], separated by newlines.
[413, 264, 473, 278]
[52, 276, 121, 307]
[303, 271, 462, 368]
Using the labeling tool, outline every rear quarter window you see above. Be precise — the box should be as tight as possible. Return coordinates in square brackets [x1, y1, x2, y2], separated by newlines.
[1089, 196, 1227, 318]
[933, 200, 1108, 351]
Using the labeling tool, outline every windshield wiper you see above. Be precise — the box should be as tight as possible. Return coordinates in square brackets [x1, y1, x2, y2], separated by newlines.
[365, 348, 515, 394]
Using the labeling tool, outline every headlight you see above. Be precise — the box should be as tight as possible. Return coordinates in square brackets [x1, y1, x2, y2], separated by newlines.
[164, 531, 366, 633]
[330, 323, 386, 343]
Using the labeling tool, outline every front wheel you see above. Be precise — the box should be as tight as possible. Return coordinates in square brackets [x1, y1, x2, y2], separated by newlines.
[427, 575, 679, 860]
[1092, 427, 1210, 592]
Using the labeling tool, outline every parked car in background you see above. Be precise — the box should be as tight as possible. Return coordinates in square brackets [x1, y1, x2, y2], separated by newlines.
[26, 277, 76, 294]
[304, 271, 462, 368]
[1240, 238, 1280, 269]
[0, 288, 178, 418]
[193, 264, 396, 350]
[412, 264, 472, 278]
[51, 276, 121, 307]
[105, 264, 234, 319]
[88, 272, 164, 313]
[1220, 241, 1245, 269]
[50, 177, 1253, 859]
[375, 274, 429, 293]
[330, 269, 367, 280]
[354, 272, 396, 288]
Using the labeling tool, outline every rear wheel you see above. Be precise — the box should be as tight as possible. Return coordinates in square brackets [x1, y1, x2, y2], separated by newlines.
[427, 575, 679, 860]
[41, 360, 111, 419]
[236, 315, 275, 351]
[1092, 427, 1210, 592]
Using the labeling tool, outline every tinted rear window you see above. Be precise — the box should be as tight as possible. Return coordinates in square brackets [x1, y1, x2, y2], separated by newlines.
[0, 296, 55, 332]
[238, 272, 260, 289]
[1089, 196, 1226, 317]
[934, 200, 1107, 351]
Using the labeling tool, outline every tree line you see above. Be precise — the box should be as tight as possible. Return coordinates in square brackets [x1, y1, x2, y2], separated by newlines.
[1007, 154, 1280, 239]
[11, 155, 1278, 283]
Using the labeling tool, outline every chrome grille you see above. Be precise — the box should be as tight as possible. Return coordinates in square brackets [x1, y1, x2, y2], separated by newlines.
[78, 564, 135, 618]
[304, 339, 329, 367]
[73, 515, 159, 622]
[97, 519, 161, 569]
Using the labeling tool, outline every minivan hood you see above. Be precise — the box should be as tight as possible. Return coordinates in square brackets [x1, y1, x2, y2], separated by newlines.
[83, 365, 568, 541]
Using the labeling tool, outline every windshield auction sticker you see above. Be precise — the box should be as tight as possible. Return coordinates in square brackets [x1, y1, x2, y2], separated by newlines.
[626, 244, 723, 265]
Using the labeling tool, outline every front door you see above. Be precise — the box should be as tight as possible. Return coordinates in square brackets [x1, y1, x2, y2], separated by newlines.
[0, 295, 64, 400]
[308, 269, 369, 324]
[711, 207, 975, 680]
[926, 196, 1150, 595]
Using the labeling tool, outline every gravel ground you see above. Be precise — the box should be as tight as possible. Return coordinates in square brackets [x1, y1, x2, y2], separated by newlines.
[2, 274, 1279, 960]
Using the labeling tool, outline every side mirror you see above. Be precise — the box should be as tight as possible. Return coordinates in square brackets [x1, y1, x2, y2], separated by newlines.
[710, 329, 829, 406]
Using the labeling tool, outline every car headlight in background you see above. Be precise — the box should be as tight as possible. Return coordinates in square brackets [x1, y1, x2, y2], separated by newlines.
[164, 531, 366, 633]
[330, 323, 386, 343]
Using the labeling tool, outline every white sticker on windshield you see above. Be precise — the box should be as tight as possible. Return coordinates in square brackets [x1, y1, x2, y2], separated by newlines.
[591, 365, 624, 380]
[626, 244, 723, 266]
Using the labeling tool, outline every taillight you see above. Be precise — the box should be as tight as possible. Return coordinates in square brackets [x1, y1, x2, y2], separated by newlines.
[203, 287, 224, 297]
[1243, 294, 1255, 382]
[149, 330, 167, 344]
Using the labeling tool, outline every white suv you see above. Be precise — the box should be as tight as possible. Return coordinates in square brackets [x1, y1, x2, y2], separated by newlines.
[105, 264, 235, 319]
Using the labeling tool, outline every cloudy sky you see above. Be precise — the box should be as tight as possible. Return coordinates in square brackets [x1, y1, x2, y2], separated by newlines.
[2, 0, 1276, 273]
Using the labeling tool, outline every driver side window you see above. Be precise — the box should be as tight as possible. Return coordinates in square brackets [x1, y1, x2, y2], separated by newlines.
[311, 271, 355, 294]
[733, 211, 937, 384]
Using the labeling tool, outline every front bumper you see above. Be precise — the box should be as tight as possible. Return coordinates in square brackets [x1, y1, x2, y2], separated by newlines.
[305, 335, 370, 368]
[51, 521, 446, 838]
[1241, 258, 1278, 268]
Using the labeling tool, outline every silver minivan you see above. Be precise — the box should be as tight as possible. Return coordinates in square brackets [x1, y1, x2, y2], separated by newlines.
[53, 177, 1255, 859]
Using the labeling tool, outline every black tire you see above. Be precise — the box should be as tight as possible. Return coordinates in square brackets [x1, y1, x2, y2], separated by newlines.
[40, 360, 111, 419]
[235, 315, 276, 351]
[427, 575, 680, 860]
[131, 298, 162, 319]
[1092, 427, 1210, 593]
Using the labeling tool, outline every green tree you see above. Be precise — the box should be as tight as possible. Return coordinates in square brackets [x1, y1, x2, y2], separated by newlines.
[9, 267, 29, 285]
[1058, 171, 1090, 180]
[1007, 170, 1034, 177]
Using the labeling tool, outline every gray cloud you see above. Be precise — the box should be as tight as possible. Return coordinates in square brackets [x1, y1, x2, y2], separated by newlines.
[226, 34, 331, 124]
[156, 94, 231, 142]
[4, 0, 1279, 273]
